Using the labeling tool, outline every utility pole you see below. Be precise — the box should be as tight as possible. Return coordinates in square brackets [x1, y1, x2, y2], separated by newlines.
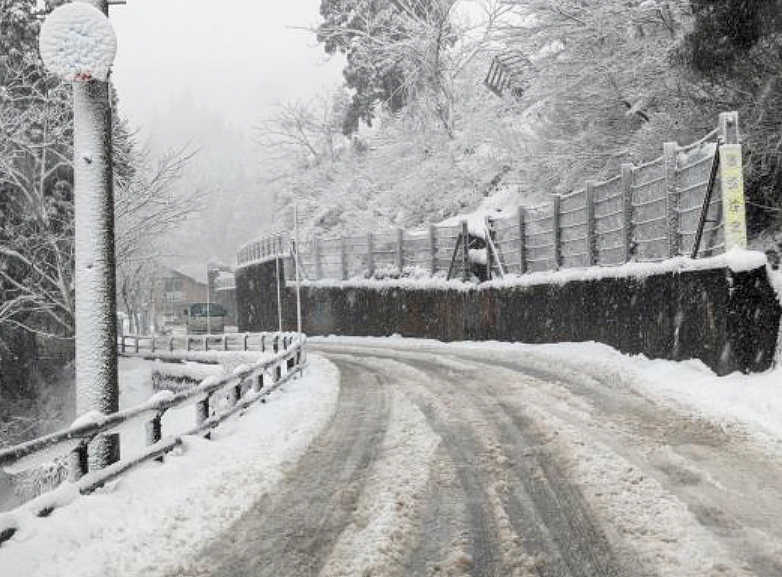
[70, 0, 119, 468]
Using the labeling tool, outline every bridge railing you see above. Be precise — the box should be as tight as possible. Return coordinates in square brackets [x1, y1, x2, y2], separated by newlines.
[236, 112, 741, 280]
[0, 332, 306, 543]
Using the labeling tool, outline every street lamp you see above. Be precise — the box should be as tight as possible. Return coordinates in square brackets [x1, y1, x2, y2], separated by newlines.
[40, 1, 120, 470]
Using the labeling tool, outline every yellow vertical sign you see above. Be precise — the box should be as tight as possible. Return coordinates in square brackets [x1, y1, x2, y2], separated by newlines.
[719, 144, 747, 250]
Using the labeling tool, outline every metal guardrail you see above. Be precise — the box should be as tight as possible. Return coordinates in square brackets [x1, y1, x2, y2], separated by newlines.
[0, 332, 307, 544]
[236, 112, 739, 280]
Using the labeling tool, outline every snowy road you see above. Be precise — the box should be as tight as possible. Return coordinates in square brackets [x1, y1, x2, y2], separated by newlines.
[173, 340, 782, 577]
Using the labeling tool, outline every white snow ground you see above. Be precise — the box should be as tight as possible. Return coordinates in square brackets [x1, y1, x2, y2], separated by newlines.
[0, 355, 340, 577]
[313, 336, 782, 448]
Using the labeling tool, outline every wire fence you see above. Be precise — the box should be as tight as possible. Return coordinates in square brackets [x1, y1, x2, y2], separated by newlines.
[237, 114, 736, 281]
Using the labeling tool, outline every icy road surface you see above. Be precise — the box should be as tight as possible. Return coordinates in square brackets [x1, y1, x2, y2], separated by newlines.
[172, 339, 782, 577]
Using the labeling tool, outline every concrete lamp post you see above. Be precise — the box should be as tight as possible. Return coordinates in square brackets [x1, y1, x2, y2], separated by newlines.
[40, 1, 120, 470]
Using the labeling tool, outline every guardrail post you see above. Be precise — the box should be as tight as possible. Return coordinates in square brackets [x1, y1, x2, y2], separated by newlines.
[146, 415, 163, 462]
[204, 336, 210, 352]
[429, 225, 438, 275]
[168, 337, 174, 352]
[664, 141, 680, 257]
[222, 335, 228, 352]
[314, 235, 322, 280]
[186, 337, 191, 352]
[151, 337, 156, 353]
[552, 195, 562, 270]
[621, 164, 636, 262]
[396, 228, 404, 273]
[260, 334, 266, 352]
[585, 181, 597, 266]
[134, 336, 139, 354]
[231, 382, 242, 405]
[366, 232, 375, 278]
[517, 206, 527, 274]
[275, 361, 283, 382]
[243, 333, 249, 352]
[340, 237, 348, 280]
[196, 395, 211, 439]
[461, 220, 470, 281]
[254, 373, 264, 392]
[68, 444, 89, 482]
[273, 334, 280, 353]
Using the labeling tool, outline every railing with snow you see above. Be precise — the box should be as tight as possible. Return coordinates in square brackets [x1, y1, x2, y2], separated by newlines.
[236, 112, 742, 281]
[0, 332, 306, 544]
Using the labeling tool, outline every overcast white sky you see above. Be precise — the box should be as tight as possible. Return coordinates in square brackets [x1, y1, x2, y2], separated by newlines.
[111, 0, 343, 141]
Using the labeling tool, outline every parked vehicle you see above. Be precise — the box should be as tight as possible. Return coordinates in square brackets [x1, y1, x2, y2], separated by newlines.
[184, 302, 227, 334]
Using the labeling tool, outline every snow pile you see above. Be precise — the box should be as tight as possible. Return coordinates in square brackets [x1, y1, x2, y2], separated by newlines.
[0, 356, 340, 577]
[39, 3, 117, 82]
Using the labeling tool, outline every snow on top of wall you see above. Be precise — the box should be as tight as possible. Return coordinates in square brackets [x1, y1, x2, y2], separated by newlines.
[298, 250, 769, 292]
[39, 3, 117, 83]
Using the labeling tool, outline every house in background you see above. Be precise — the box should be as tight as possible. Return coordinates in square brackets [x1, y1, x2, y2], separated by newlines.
[152, 268, 208, 333]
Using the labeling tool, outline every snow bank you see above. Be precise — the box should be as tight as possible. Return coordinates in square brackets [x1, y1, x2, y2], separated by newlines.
[299, 250, 768, 291]
[314, 336, 782, 446]
[0, 356, 340, 577]
[39, 3, 117, 82]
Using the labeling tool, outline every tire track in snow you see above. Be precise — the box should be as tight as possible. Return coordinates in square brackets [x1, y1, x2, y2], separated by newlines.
[173, 360, 391, 577]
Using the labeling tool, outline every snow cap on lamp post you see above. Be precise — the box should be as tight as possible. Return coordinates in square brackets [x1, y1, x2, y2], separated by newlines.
[39, 2, 117, 83]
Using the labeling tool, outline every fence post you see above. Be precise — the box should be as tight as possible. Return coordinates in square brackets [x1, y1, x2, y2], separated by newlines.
[243, 333, 249, 352]
[429, 225, 438, 275]
[461, 220, 470, 281]
[366, 232, 375, 278]
[120, 337, 126, 354]
[396, 228, 404, 273]
[340, 237, 348, 280]
[314, 235, 322, 280]
[585, 181, 597, 266]
[134, 336, 139, 354]
[621, 164, 636, 263]
[664, 141, 680, 258]
[222, 335, 228, 352]
[552, 195, 562, 270]
[169, 337, 174, 352]
[151, 337, 156, 353]
[517, 206, 527, 274]
[254, 373, 264, 393]
[484, 216, 494, 280]
[186, 337, 191, 352]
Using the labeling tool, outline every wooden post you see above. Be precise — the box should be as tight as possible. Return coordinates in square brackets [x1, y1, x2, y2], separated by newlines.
[621, 164, 635, 262]
[517, 206, 527, 274]
[340, 237, 348, 280]
[429, 225, 438, 275]
[664, 141, 680, 258]
[134, 336, 139, 354]
[314, 236, 322, 280]
[484, 216, 494, 280]
[366, 232, 375, 278]
[396, 228, 404, 273]
[68, 444, 89, 482]
[552, 195, 562, 270]
[585, 181, 597, 266]
[461, 220, 470, 281]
